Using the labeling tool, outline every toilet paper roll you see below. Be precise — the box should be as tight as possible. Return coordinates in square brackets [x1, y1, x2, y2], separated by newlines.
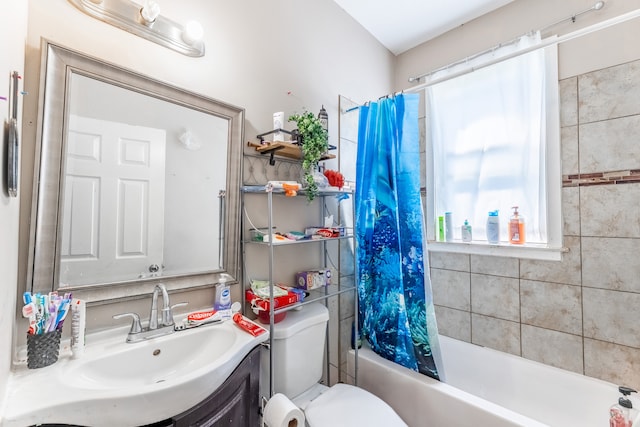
[263, 393, 305, 427]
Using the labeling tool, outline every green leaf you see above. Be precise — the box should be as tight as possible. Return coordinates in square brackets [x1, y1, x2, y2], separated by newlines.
[288, 110, 329, 202]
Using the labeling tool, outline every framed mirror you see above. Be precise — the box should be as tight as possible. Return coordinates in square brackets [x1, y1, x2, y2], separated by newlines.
[28, 41, 244, 301]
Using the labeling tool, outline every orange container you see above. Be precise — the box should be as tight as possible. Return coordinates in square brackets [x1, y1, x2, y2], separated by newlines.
[508, 206, 525, 244]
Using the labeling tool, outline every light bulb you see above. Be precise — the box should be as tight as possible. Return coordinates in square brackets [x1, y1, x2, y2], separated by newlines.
[140, 0, 161, 24]
[182, 20, 204, 45]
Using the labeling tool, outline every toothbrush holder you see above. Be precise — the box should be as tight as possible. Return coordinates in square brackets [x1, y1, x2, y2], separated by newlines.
[27, 329, 62, 369]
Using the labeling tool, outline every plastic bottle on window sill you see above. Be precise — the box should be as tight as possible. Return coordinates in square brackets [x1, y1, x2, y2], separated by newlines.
[461, 220, 472, 242]
[438, 216, 445, 242]
[508, 206, 525, 245]
[486, 211, 500, 244]
[444, 212, 453, 242]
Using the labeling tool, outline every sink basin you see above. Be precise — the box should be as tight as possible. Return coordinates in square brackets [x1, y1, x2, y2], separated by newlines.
[74, 325, 237, 388]
[4, 319, 269, 427]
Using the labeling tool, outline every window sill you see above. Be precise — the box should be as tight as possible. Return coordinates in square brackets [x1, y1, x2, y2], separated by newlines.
[427, 241, 566, 261]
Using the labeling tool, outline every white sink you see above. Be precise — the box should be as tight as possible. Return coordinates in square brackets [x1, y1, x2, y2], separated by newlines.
[4, 320, 268, 427]
[73, 325, 237, 389]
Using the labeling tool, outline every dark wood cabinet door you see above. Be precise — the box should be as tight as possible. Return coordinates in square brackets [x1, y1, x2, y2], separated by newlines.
[171, 345, 261, 427]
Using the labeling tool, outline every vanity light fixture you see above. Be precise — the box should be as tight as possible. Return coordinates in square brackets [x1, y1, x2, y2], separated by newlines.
[67, 0, 205, 57]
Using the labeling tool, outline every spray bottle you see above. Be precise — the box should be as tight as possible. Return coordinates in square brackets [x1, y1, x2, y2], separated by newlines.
[508, 206, 525, 245]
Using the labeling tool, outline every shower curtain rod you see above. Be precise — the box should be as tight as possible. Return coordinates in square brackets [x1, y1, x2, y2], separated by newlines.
[342, 6, 640, 114]
[408, 1, 606, 84]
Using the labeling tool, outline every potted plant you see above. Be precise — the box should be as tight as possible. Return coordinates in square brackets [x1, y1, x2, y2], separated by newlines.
[288, 110, 329, 201]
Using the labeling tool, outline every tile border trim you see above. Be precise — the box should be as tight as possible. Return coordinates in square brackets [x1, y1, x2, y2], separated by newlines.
[563, 169, 640, 187]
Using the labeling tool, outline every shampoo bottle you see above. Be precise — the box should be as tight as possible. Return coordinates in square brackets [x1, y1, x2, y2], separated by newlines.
[486, 211, 500, 244]
[508, 206, 525, 244]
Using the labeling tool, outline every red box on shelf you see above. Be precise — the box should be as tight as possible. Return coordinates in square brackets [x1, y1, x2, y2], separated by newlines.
[245, 288, 300, 323]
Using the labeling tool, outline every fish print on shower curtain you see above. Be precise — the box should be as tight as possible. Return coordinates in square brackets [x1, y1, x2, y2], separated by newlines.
[355, 93, 442, 380]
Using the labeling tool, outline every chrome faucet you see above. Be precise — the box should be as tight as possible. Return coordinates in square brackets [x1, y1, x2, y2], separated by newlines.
[149, 283, 171, 330]
[113, 283, 187, 343]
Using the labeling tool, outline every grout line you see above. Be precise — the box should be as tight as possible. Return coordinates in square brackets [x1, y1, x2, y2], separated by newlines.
[576, 76, 587, 377]
[518, 259, 523, 357]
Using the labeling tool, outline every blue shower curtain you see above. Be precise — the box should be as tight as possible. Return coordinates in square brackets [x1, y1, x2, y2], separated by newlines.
[355, 93, 442, 380]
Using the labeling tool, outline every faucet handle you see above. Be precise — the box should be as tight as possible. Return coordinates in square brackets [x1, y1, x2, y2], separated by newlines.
[171, 302, 188, 311]
[113, 312, 142, 334]
[161, 302, 188, 327]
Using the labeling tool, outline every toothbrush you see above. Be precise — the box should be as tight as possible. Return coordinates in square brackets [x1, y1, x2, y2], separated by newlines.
[22, 302, 37, 335]
[55, 299, 71, 330]
[33, 296, 42, 334]
[42, 295, 52, 332]
[46, 301, 58, 332]
[37, 295, 47, 334]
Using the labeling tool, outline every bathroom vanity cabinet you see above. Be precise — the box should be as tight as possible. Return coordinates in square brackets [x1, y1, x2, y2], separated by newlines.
[34, 345, 261, 427]
[241, 184, 356, 397]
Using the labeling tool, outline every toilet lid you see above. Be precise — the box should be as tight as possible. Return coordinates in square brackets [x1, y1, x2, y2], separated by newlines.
[304, 383, 407, 427]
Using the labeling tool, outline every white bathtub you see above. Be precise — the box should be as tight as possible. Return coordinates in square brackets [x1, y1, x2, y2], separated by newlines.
[349, 335, 626, 427]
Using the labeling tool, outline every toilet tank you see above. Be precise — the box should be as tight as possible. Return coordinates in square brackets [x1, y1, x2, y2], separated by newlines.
[258, 302, 329, 398]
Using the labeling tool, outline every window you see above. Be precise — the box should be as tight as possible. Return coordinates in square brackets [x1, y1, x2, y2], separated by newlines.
[425, 33, 562, 260]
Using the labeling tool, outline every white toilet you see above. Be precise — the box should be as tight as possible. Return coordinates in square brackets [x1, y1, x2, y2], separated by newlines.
[259, 302, 407, 427]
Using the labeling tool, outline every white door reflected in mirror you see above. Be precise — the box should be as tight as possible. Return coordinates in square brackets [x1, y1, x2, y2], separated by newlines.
[61, 115, 166, 286]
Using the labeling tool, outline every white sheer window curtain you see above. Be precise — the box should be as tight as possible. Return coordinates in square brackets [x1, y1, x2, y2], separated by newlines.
[426, 32, 559, 244]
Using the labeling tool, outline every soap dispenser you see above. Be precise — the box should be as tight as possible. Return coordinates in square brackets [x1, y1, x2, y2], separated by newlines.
[610, 386, 637, 427]
[215, 276, 232, 320]
[508, 206, 525, 244]
[461, 220, 472, 242]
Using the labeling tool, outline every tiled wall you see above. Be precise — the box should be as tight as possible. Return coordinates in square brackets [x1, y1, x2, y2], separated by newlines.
[430, 58, 640, 390]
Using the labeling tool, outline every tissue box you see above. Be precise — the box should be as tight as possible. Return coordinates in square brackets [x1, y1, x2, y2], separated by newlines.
[295, 269, 331, 290]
